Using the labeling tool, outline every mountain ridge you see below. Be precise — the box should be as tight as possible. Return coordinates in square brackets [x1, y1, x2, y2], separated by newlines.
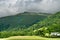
[0, 12, 49, 31]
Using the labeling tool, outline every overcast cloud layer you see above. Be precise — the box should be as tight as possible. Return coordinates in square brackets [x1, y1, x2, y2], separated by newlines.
[0, 0, 60, 17]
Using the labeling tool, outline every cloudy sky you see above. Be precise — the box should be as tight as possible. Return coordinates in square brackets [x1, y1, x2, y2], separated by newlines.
[0, 0, 60, 17]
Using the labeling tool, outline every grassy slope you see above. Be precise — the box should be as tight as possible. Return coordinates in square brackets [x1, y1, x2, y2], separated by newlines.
[0, 36, 60, 40]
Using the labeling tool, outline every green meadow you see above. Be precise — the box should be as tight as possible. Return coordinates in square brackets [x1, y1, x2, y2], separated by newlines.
[0, 36, 60, 40]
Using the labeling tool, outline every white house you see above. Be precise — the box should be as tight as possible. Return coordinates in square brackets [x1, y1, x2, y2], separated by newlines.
[50, 32, 60, 36]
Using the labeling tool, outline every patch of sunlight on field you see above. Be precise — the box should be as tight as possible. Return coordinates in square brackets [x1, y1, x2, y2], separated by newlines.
[0, 36, 60, 40]
[7, 36, 60, 40]
[0, 38, 7, 40]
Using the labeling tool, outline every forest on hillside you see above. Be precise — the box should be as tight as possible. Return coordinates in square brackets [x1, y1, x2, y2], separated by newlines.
[0, 12, 60, 38]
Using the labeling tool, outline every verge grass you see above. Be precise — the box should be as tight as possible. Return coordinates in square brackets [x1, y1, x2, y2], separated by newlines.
[0, 36, 60, 40]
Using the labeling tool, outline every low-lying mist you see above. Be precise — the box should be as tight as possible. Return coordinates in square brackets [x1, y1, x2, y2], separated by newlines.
[0, 0, 60, 17]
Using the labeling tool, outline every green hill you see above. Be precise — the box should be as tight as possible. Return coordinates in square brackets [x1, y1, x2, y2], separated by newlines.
[27, 12, 60, 30]
[27, 12, 60, 37]
[1, 12, 58, 38]
[0, 12, 49, 32]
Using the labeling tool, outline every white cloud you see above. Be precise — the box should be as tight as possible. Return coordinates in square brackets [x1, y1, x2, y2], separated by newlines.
[0, 0, 60, 17]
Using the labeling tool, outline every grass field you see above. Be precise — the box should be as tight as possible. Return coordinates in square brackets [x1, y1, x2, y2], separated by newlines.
[0, 36, 60, 40]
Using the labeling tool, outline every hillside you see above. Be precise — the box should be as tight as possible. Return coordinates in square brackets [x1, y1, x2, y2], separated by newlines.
[27, 12, 59, 30]
[26, 12, 60, 37]
[0, 12, 49, 32]
[0, 12, 60, 38]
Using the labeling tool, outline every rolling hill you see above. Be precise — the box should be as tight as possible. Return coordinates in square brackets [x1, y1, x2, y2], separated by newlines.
[26, 12, 60, 37]
[0, 12, 49, 32]
[0, 12, 60, 38]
